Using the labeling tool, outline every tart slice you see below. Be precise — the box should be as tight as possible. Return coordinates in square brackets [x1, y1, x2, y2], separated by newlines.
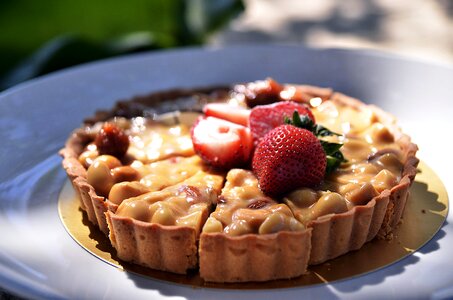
[106, 169, 224, 274]
[60, 118, 198, 233]
[199, 169, 312, 282]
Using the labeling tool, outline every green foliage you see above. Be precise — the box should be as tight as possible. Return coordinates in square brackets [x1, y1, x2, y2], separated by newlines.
[0, 0, 244, 90]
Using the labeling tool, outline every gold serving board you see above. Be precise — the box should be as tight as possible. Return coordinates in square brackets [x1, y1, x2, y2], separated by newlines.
[58, 160, 448, 289]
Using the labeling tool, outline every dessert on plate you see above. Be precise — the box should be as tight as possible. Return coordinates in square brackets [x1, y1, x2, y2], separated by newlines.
[60, 78, 418, 282]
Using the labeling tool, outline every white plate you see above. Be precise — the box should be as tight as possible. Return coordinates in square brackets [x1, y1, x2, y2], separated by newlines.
[0, 45, 452, 300]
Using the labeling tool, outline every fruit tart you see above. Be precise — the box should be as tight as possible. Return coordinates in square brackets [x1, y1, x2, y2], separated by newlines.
[60, 118, 197, 234]
[60, 78, 418, 282]
[107, 168, 224, 273]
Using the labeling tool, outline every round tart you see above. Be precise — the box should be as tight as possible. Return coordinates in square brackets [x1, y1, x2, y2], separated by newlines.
[60, 79, 418, 282]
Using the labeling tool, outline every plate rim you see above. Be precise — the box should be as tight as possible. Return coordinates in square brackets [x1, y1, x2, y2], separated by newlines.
[0, 44, 452, 300]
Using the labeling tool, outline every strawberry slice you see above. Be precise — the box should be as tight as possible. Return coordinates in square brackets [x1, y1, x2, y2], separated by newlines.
[249, 101, 315, 143]
[203, 103, 251, 126]
[191, 116, 253, 169]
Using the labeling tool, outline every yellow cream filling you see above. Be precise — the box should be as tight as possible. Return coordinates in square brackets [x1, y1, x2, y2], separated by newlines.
[116, 170, 224, 232]
[79, 118, 194, 169]
[202, 169, 305, 235]
[127, 121, 194, 163]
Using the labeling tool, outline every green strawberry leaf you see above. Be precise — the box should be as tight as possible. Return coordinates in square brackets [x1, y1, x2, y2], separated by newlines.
[320, 140, 343, 155]
[321, 141, 347, 174]
[285, 111, 313, 129]
[325, 149, 347, 175]
[286, 110, 347, 175]
[314, 124, 341, 137]
[287, 111, 341, 136]
[326, 155, 343, 174]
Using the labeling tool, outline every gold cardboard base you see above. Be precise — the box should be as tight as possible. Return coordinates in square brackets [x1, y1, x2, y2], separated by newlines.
[58, 161, 448, 289]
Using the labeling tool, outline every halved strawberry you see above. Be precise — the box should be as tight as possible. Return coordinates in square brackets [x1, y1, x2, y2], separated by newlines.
[252, 125, 326, 196]
[203, 103, 251, 126]
[249, 101, 315, 143]
[191, 116, 253, 169]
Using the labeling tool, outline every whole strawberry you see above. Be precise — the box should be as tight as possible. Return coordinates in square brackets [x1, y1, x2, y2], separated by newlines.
[253, 125, 326, 196]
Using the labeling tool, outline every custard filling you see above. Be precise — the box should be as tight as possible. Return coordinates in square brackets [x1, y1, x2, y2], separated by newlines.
[79, 117, 194, 168]
[116, 170, 224, 233]
[78, 98, 406, 230]
[202, 169, 305, 235]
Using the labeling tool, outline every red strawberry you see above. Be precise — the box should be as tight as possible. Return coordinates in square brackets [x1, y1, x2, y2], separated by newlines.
[249, 101, 315, 143]
[252, 125, 326, 196]
[191, 116, 253, 169]
[203, 103, 251, 126]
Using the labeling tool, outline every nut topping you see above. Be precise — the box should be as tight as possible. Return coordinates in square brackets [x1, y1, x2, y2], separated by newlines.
[247, 198, 273, 209]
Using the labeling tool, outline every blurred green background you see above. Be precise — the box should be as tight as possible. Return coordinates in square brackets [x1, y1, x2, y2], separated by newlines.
[0, 0, 244, 91]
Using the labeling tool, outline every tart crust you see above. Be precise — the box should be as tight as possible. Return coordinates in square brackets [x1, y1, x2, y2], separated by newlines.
[105, 169, 223, 274]
[60, 82, 418, 281]
[106, 212, 199, 273]
[199, 230, 312, 282]
[307, 190, 390, 264]
[61, 129, 112, 234]
[304, 92, 418, 264]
